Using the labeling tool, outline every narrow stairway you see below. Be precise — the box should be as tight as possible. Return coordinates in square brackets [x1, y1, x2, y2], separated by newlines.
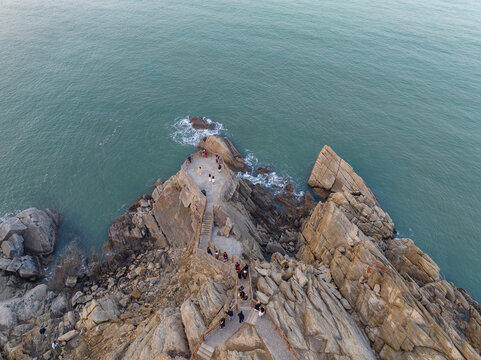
[196, 343, 214, 359]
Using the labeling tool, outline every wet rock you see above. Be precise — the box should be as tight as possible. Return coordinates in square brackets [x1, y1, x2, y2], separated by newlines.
[190, 116, 215, 130]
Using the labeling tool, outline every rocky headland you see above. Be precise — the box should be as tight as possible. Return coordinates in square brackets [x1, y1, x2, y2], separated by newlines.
[0, 133, 480, 360]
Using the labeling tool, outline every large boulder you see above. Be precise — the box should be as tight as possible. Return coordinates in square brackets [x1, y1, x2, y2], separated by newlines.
[0, 255, 45, 280]
[1, 233, 24, 258]
[198, 135, 249, 172]
[190, 116, 215, 130]
[15, 208, 61, 255]
[308, 145, 377, 203]
[0, 217, 27, 242]
[17, 255, 45, 280]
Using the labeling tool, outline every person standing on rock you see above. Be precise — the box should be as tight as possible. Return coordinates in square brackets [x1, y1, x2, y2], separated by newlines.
[242, 264, 248, 279]
[220, 317, 226, 329]
[238, 311, 244, 323]
[225, 309, 234, 321]
[198, 166, 202, 176]
[218, 164, 222, 173]
[223, 251, 228, 262]
[215, 250, 219, 259]
[235, 262, 240, 272]
[259, 307, 265, 317]
[207, 247, 213, 256]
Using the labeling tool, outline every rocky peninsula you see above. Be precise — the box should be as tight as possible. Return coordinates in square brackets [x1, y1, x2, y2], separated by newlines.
[0, 132, 480, 360]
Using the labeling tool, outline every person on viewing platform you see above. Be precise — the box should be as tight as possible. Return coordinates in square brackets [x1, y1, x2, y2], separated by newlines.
[220, 317, 226, 329]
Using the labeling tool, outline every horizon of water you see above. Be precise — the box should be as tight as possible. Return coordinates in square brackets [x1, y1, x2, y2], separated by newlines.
[0, 0, 480, 300]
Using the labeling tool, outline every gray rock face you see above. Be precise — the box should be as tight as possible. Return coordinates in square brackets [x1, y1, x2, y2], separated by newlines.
[0, 255, 45, 280]
[17, 255, 45, 280]
[0, 217, 27, 242]
[16, 208, 61, 255]
[1, 234, 24, 258]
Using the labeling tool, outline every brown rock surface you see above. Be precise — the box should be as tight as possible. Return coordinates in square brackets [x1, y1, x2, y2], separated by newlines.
[190, 116, 215, 130]
[198, 135, 249, 172]
[299, 198, 481, 359]
[308, 145, 377, 203]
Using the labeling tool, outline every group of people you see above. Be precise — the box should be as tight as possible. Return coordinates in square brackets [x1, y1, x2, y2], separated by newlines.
[255, 302, 266, 317]
[235, 262, 249, 279]
[194, 151, 223, 182]
[220, 308, 246, 328]
[207, 246, 229, 262]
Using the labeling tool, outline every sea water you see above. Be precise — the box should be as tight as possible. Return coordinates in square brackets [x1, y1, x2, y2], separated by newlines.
[0, 0, 480, 300]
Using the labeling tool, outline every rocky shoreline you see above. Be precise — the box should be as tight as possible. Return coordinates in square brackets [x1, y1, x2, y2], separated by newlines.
[0, 134, 480, 360]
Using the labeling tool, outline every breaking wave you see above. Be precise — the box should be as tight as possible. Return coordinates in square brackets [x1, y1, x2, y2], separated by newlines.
[238, 151, 305, 200]
[171, 116, 225, 146]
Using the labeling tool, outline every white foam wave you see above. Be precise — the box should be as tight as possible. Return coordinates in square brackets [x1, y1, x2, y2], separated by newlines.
[238, 151, 305, 200]
[171, 116, 224, 146]
[98, 120, 122, 146]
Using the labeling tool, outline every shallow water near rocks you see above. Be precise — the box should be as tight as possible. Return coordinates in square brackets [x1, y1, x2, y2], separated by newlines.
[0, 0, 480, 300]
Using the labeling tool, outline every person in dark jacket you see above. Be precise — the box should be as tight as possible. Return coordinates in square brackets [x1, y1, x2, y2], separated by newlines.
[238, 311, 244, 323]
[220, 318, 226, 329]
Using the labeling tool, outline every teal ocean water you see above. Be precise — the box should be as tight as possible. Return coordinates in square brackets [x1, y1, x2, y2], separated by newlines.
[1, 0, 480, 300]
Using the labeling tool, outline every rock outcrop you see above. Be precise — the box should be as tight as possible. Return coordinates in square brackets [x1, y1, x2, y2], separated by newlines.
[16, 208, 61, 255]
[190, 116, 215, 130]
[1, 137, 480, 360]
[105, 167, 206, 252]
[299, 145, 481, 359]
[198, 135, 249, 173]
[308, 145, 377, 202]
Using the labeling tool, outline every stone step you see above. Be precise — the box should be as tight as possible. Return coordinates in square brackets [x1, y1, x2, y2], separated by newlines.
[197, 343, 214, 359]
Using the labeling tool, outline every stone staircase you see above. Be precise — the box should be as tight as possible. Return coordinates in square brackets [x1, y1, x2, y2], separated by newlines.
[199, 209, 213, 248]
[196, 343, 214, 359]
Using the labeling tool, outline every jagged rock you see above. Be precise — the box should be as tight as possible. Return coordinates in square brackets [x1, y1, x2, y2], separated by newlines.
[331, 190, 395, 241]
[265, 241, 286, 256]
[385, 237, 440, 285]
[181, 298, 207, 350]
[58, 329, 78, 342]
[198, 135, 249, 172]
[65, 276, 77, 288]
[256, 291, 269, 304]
[15, 208, 61, 255]
[17, 255, 45, 280]
[308, 145, 377, 203]
[224, 324, 264, 352]
[1, 233, 24, 258]
[50, 295, 68, 315]
[0, 217, 27, 242]
[122, 310, 189, 359]
[197, 279, 228, 323]
[300, 197, 480, 359]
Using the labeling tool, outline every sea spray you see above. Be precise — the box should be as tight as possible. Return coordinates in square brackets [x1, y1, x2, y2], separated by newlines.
[171, 116, 224, 146]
